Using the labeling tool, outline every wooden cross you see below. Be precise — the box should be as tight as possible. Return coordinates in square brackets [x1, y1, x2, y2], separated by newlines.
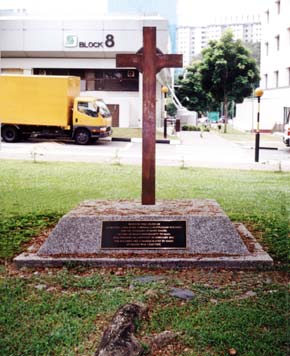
[116, 27, 182, 205]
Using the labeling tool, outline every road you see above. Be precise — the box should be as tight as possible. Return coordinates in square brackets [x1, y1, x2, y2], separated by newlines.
[0, 132, 289, 171]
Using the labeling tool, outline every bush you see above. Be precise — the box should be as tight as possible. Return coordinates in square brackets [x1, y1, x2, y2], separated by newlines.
[166, 102, 177, 116]
[182, 125, 201, 131]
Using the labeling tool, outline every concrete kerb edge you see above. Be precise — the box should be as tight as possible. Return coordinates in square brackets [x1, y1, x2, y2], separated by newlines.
[14, 253, 273, 269]
[111, 137, 179, 144]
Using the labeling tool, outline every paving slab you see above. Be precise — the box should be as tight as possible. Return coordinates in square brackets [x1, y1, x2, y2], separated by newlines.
[14, 199, 273, 269]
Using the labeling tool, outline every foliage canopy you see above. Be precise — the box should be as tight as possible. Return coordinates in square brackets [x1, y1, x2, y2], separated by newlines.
[200, 30, 260, 106]
[176, 30, 260, 125]
[176, 62, 218, 115]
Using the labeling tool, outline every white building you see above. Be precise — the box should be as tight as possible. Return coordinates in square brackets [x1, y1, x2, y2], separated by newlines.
[235, 0, 290, 132]
[177, 15, 261, 67]
[0, 16, 173, 128]
[176, 26, 206, 65]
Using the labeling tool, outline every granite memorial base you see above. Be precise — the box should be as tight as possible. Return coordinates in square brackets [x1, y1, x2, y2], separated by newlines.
[14, 199, 273, 269]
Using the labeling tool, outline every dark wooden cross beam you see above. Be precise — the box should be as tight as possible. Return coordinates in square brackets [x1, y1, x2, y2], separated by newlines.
[116, 27, 182, 205]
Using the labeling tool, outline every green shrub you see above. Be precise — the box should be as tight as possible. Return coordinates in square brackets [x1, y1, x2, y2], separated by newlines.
[182, 125, 201, 131]
[166, 102, 177, 116]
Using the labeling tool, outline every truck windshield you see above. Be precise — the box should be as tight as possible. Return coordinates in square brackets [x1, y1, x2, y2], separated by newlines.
[95, 100, 111, 118]
[78, 101, 98, 117]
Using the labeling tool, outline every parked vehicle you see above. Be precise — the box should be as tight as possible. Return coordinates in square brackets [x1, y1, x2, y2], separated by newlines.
[0, 75, 112, 144]
[283, 111, 290, 146]
[283, 124, 290, 146]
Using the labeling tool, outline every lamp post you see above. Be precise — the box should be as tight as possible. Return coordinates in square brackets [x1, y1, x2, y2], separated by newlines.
[161, 86, 169, 138]
[254, 87, 264, 162]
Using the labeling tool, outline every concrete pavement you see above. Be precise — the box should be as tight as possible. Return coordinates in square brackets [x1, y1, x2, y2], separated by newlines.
[0, 132, 289, 171]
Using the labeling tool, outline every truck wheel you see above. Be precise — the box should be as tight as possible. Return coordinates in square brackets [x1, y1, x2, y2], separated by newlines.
[1, 125, 20, 143]
[74, 128, 91, 145]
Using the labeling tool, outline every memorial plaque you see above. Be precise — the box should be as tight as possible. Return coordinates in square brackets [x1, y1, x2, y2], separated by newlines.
[101, 221, 186, 249]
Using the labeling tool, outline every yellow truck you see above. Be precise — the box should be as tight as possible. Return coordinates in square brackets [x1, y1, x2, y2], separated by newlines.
[0, 75, 112, 144]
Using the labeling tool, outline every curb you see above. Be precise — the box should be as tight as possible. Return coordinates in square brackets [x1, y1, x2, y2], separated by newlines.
[111, 137, 131, 142]
[13, 255, 273, 269]
[112, 137, 174, 144]
[248, 145, 286, 151]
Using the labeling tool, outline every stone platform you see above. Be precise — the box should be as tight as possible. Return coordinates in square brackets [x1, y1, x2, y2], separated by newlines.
[14, 200, 273, 268]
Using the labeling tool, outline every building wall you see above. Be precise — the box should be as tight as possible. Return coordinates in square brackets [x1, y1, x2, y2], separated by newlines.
[260, 0, 290, 89]
[176, 27, 191, 66]
[192, 27, 206, 59]
[235, 87, 289, 131]
[176, 15, 261, 66]
[235, 0, 290, 132]
[0, 17, 169, 56]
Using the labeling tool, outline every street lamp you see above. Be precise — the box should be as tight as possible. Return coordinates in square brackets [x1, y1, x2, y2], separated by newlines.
[254, 87, 264, 162]
[161, 85, 169, 95]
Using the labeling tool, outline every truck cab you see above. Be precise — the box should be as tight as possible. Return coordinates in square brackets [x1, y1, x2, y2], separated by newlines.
[73, 97, 112, 144]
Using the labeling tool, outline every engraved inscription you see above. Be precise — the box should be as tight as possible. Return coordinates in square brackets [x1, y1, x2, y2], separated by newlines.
[101, 221, 186, 249]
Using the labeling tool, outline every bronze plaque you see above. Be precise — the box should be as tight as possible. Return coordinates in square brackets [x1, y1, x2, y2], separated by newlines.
[101, 221, 186, 249]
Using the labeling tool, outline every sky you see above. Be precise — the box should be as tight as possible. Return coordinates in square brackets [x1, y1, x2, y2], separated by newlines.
[177, 0, 267, 25]
[0, 0, 268, 25]
[0, 0, 107, 16]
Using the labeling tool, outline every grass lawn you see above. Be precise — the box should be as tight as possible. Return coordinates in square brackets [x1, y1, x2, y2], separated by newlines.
[213, 125, 283, 145]
[0, 160, 289, 356]
[112, 127, 177, 140]
[112, 127, 144, 138]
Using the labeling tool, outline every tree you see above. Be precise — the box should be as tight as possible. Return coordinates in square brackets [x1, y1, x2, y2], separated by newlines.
[166, 101, 177, 117]
[175, 62, 218, 116]
[199, 30, 260, 132]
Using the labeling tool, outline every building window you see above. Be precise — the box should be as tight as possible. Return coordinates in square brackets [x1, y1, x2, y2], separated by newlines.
[265, 42, 269, 55]
[274, 71, 279, 88]
[276, 0, 281, 14]
[1, 68, 24, 74]
[275, 35, 280, 50]
[33, 68, 139, 92]
[264, 74, 268, 88]
[95, 69, 139, 91]
[34, 68, 85, 77]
